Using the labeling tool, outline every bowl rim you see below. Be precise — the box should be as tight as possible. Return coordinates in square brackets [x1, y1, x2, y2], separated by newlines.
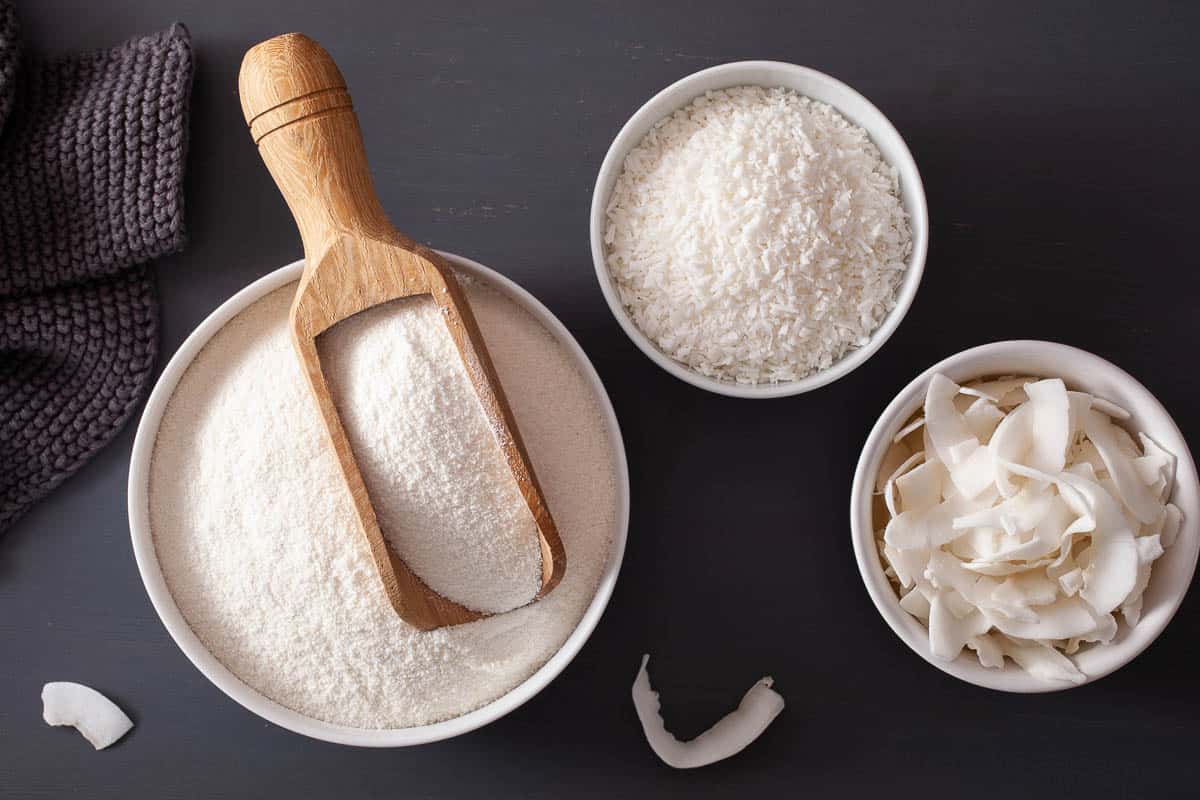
[588, 59, 929, 399]
[127, 253, 631, 746]
[849, 339, 1200, 692]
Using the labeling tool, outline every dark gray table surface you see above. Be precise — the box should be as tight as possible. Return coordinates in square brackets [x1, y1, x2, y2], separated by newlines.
[3, 1, 1199, 797]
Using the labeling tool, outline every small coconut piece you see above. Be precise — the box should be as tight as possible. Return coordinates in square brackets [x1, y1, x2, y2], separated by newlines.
[968, 633, 1006, 669]
[883, 450, 924, 489]
[896, 460, 944, 515]
[968, 376, 1039, 407]
[900, 584, 932, 619]
[960, 557, 1056, 577]
[1083, 409, 1161, 525]
[1000, 639, 1086, 685]
[963, 397, 1006, 443]
[885, 495, 976, 551]
[928, 591, 990, 660]
[1024, 379, 1071, 474]
[988, 404, 1035, 497]
[876, 439, 914, 493]
[1057, 471, 1139, 615]
[1067, 391, 1094, 441]
[42, 682, 133, 750]
[1003, 463, 1138, 615]
[1120, 534, 1167, 626]
[925, 374, 978, 467]
[949, 446, 997, 500]
[952, 485, 1056, 538]
[993, 572, 1059, 609]
[1161, 504, 1183, 548]
[1058, 567, 1085, 597]
[1091, 396, 1131, 420]
[1139, 433, 1178, 502]
[893, 416, 925, 444]
[986, 493, 1075, 564]
[984, 597, 1100, 641]
[882, 544, 928, 588]
[631, 655, 784, 769]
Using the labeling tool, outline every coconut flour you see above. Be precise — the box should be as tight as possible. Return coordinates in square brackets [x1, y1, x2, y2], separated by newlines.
[318, 296, 541, 615]
[149, 276, 620, 729]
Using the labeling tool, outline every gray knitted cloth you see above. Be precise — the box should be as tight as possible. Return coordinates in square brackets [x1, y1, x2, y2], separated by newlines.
[0, 6, 192, 532]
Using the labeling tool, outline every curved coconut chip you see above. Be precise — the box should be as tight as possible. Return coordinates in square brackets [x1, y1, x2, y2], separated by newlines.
[1024, 379, 1071, 474]
[1083, 409, 1161, 524]
[925, 374, 977, 467]
[42, 683, 133, 750]
[1000, 639, 1086, 685]
[966, 376, 1040, 407]
[631, 655, 785, 769]
[893, 416, 926, 444]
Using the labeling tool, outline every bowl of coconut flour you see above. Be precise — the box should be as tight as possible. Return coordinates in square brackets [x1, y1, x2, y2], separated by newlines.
[128, 253, 629, 746]
[591, 61, 928, 398]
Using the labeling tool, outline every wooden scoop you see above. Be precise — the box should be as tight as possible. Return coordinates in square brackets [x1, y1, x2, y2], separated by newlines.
[238, 33, 564, 631]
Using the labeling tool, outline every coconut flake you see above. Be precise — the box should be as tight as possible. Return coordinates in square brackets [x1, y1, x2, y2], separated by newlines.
[929, 591, 990, 660]
[42, 683, 133, 751]
[988, 403, 1035, 498]
[1091, 396, 1131, 420]
[1000, 640, 1086, 685]
[963, 398, 1005, 443]
[968, 633, 1006, 668]
[952, 485, 1056, 538]
[893, 416, 926, 444]
[900, 585, 932, 619]
[925, 374, 978, 467]
[984, 596, 1100, 640]
[1083, 409, 1161, 524]
[876, 440, 914, 493]
[1058, 568, 1084, 597]
[968, 377, 1038, 407]
[631, 655, 784, 769]
[1058, 471, 1139, 614]
[1161, 504, 1183, 548]
[895, 459, 945, 515]
[992, 572, 1059, 609]
[1024, 379, 1071, 474]
[1139, 434, 1178, 502]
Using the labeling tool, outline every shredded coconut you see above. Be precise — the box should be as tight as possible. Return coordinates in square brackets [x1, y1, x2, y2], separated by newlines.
[149, 278, 620, 728]
[604, 85, 911, 384]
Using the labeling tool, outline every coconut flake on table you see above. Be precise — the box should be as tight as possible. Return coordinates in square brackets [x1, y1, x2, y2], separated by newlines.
[41, 682, 133, 750]
[631, 655, 785, 769]
[875, 373, 1183, 684]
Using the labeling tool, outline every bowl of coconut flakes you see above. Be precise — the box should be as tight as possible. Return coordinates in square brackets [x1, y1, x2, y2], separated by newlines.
[590, 61, 928, 398]
[851, 340, 1200, 691]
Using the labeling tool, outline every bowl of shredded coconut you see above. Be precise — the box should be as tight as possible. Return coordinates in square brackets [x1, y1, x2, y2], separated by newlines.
[128, 253, 629, 746]
[851, 341, 1199, 691]
[591, 61, 927, 397]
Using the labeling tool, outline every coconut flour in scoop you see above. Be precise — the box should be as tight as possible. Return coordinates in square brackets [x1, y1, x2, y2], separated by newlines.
[148, 276, 620, 729]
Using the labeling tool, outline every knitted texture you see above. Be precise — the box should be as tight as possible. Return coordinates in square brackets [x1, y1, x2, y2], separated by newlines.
[0, 12, 192, 532]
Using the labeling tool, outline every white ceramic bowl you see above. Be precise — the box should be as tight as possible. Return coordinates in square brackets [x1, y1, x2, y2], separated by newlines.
[128, 253, 630, 746]
[850, 340, 1200, 692]
[589, 61, 929, 399]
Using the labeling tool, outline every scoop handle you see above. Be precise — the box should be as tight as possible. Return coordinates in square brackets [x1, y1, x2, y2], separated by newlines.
[238, 33, 394, 260]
